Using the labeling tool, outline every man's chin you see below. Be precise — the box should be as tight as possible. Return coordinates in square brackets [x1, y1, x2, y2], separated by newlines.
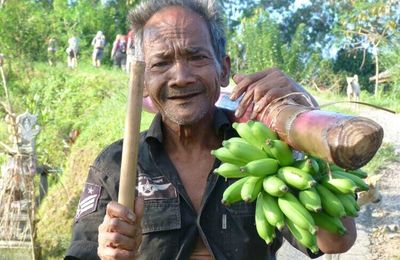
[164, 110, 207, 126]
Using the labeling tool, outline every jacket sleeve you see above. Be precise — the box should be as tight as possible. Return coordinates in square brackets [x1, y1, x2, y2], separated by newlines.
[65, 143, 121, 260]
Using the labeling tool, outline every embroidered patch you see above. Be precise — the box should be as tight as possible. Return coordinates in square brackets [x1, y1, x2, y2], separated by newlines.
[136, 175, 177, 200]
[75, 183, 101, 221]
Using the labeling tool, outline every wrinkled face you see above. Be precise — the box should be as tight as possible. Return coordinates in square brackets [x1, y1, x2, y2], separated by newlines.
[143, 6, 229, 125]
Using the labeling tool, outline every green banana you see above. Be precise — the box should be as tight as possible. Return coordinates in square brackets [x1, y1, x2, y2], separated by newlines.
[298, 187, 322, 213]
[285, 218, 319, 254]
[250, 121, 278, 143]
[221, 177, 250, 205]
[293, 158, 320, 176]
[262, 175, 289, 197]
[210, 147, 247, 166]
[241, 176, 263, 203]
[310, 211, 347, 236]
[265, 139, 294, 166]
[321, 175, 359, 195]
[214, 163, 246, 179]
[336, 194, 359, 217]
[240, 158, 279, 177]
[226, 137, 250, 144]
[315, 184, 346, 218]
[278, 193, 317, 234]
[312, 157, 328, 174]
[347, 168, 368, 179]
[255, 193, 276, 244]
[232, 122, 260, 147]
[332, 170, 369, 191]
[277, 166, 317, 190]
[222, 140, 267, 163]
[343, 193, 360, 211]
[259, 192, 285, 230]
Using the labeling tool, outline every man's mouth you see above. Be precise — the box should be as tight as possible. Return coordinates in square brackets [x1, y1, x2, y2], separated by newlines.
[168, 92, 200, 99]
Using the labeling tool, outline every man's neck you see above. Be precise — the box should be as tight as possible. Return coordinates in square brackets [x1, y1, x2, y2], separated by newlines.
[162, 113, 219, 151]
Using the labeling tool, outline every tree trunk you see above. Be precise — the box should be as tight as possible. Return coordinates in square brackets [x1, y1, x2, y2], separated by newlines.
[374, 45, 379, 96]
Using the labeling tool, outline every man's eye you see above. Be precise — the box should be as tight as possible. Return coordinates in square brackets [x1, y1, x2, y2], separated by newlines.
[190, 55, 207, 61]
[152, 61, 168, 67]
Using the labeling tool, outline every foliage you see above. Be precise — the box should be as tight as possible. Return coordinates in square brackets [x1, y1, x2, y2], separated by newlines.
[0, 0, 135, 63]
[332, 0, 399, 95]
[0, 1, 48, 60]
[233, 8, 310, 82]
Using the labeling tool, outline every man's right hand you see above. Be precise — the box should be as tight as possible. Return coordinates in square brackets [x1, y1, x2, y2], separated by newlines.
[97, 198, 144, 259]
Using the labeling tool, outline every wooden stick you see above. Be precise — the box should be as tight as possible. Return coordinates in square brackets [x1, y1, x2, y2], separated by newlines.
[118, 60, 145, 210]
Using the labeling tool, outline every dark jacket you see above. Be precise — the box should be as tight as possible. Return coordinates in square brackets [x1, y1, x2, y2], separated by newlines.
[65, 108, 322, 260]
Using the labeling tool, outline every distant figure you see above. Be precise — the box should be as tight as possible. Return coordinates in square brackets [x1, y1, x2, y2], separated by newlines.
[47, 37, 57, 66]
[126, 29, 136, 73]
[91, 31, 106, 67]
[0, 53, 4, 67]
[346, 74, 360, 102]
[66, 36, 79, 68]
[110, 34, 127, 71]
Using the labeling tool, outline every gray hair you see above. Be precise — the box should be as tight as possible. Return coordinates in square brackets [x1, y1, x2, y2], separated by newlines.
[128, 0, 226, 70]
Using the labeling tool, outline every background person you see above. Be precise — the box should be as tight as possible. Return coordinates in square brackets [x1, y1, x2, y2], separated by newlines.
[126, 29, 136, 73]
[66, 36, 79, 68]
[91, 31, 106, 67]
[47, 37, 57, 66]
[110, 34, 127, 71]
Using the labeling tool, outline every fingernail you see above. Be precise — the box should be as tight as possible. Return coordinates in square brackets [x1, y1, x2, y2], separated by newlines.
[234, 109, 241, 117]
[254, 104, 260, 112]
[127, 212, 136, 222]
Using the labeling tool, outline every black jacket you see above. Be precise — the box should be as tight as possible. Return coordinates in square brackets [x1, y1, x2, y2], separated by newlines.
[65, 108, 322, 260]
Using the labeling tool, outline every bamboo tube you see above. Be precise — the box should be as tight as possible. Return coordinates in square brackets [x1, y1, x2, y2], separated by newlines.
[254, 101, 383, 170]
[142, 94, 383, 170]
[118, 61, 145, 210]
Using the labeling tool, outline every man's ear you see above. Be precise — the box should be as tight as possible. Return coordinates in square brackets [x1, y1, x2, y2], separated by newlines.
[220, 55, 231, 88]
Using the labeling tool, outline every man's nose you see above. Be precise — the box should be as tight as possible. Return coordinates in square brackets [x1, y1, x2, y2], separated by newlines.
[169, 61, 196, 87]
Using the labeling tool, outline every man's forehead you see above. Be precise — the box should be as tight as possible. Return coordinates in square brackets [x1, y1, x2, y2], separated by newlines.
[143, 6, 207, 35]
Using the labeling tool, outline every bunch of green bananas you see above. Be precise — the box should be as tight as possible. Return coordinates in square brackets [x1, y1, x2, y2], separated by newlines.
[211, 120, 369, 253]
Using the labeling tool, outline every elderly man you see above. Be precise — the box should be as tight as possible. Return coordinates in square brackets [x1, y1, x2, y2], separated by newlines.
[65, 1, 356, 259]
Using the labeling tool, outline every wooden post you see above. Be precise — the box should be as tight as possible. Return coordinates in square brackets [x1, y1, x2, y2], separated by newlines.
[118, 60, 145, 210]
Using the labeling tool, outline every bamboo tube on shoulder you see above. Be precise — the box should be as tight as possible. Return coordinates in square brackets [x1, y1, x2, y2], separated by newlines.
[252, 101, 383, 170]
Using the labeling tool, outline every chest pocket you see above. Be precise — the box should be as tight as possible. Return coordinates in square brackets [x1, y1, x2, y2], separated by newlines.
[142, 197, 181, 233]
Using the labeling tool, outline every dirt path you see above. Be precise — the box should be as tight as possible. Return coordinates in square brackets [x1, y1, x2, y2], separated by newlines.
[277, 106, 400, 260]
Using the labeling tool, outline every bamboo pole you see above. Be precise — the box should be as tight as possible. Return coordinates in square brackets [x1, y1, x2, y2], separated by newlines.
[118, 61, 145, 210]
[144, 94, 384, 170]
[254, 101, 384, 170]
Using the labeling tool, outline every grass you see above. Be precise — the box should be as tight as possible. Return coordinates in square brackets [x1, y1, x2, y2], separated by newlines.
[308, 88, 400, 114]
[362, 143, 398, 175]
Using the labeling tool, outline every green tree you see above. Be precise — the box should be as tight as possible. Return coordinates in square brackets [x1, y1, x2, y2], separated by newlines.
[334, 0, 399, 96]
[0, 0, 49, 60]
[237, 9, 284, 73]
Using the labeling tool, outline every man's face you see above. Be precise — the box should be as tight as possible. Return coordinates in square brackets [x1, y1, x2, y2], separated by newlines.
[143, 6, 229, 125]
